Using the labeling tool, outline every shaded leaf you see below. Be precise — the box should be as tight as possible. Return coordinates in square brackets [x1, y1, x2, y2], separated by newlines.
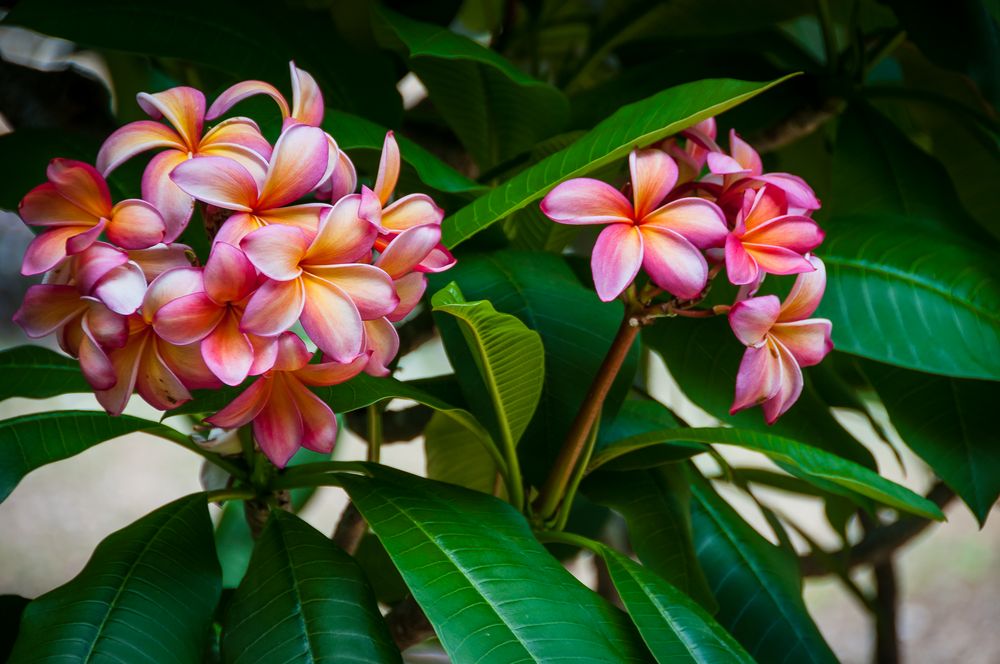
[425, 411, 499, 494]
[0, 345, 90, 401]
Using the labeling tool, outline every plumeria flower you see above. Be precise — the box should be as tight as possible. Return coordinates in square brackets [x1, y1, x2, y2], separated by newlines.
[359, 132, 454, 272]
[725, 186, 824, 285]
[206, 332, 368, 467]
[170, 124, 331, 245]
[660, 117, 716, 185]
[240, 195, 398, 362]
[96, 267, 220, 416]
[729, 256, 833, 423]
[153, 243, 277, 386]
[97, 87, 272, 241]
[207, 61, 358, 203]
[541, 149, 728, 301]
[19, 159, 165, 275]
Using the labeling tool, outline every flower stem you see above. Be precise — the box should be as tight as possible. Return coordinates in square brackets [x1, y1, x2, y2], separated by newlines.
[205, 487, 255, 503]
[534, 313, 640, 520]
[367, 402, 383, 463]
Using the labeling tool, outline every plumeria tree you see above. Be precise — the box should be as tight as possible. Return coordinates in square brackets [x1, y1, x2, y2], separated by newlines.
[0, 1, 997, 663]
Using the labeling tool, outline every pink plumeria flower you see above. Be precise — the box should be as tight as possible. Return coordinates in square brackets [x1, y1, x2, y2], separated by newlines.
[240, 195, 398, 363]
[96, 267, 220, 416]
[541, 149, 728, 301]
[18, 159, 165, 275]
[729, 256, 833, 423]
[359, 132, 454, 272]
[170, 124, 332, 245]
[724, 186, 825, 285]
[153, 243, 277, 386]
[660, 117, 717, 185]
[206, 332, 367, 467]
[97, 87, 272, 241]
[207, 61, 357, 204]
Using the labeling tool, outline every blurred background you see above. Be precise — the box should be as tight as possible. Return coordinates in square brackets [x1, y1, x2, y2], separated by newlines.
[0, 1, 997, 662]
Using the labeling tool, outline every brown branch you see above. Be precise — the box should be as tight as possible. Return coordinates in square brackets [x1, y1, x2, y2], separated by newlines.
[242, 489, 290, 539]
[749, 97, 844, 154]
[331, 501, 367, 555]
[385, 595, 435, 652]
[862, 512, 900, 664]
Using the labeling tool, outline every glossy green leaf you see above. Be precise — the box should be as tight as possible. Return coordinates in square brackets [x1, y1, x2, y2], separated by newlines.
[585, 466, 716, 610]
[376, 7, 569, 169]
[340, 466, 650, 662]
[0, 410, 187, 502]
[425, 411, 499, 494]
[599, 546, 753, 664]
[862, 361, 1000, 524]
[429, 251, 638, 485]
[432, 283, 545, 449]
[441, 75, 792, 247]
[690, 473, 837, 664]
[0, 345, 90, 401]
[9, 494, 220, 663]
[818, 213, 1000, 380]
[643, 317, 875, 467]
[222, 510, 400, 663]
[589, 400, 705, 471]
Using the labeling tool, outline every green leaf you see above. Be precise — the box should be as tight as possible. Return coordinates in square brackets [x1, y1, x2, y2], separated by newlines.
[429, 251, 639, 485]
[340, 466, 650, 663]
[818, 213, 1000, 380]
[425, 411, 499, 494]
[0, 410, 186, 502]
[643, 317, 875, 467]
[441, 75, 793, 247]
[325, 109, 486, 196]
[0, 345, 90, 401]
[432, 283, 545, 449]
[222, 510, 400, 663]
[376, 7, 569, 169]
[599, 546, 753, 664]
[585, 467, 716, 611]
[0, 129, 100, 211]
[862, 361, 1000, 524]
[589, 401, 705, 472]
[10, 494, 220, 663]
[4, 0, 402, 125]
[689, 473, 837, 664]
[214, 501, 255, 589]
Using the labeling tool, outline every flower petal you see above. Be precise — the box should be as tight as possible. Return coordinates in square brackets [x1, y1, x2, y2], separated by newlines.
[214, 212, 263, 246]
[639, 226, 709, 299]
[707, 152, 750, 176]
[78, 315, 117, 390]
[92, 262, 148, 315]
[284, 374, 338, 454]
[142, 266, 204, 320]
[742, 215, 824, 254]
[417, 244, 457, 274]
[256, 203, 327, 234]
[296, 351, 368, 386]
[388, 272, 426, 322]
[64, 219, 106, 256]
[630, 149, 677, 219]
[320, 149, 358, 202]
[168, 155, 258, 212]
[74, 242, 129, 293]
[641, 197, 727, 248]
[206, 375, 272, 429]
[13, 285, 86, 337]
[289, 62, 324, 126]
[743, 243, 815, 277]
[761, 341, 804, 424]
[306, 264, 398, 319]
[204, 242, 257, 304]
[725, 233, 759, 286]
[541, 178, 633, 225]
[755, 173, 820, 212]
[730, 342, 783, 415]
[206, 81, 289, 121]
[86, 303, 129, 348]
[202, 309, 255, 386]
[96, 327, 148, 416]
[591, 223, 643, 302]
[252, 373, 303, 467]
[303, 195, 376, 265]
[142, 150, 196, 242]
[373, 131, 400, 206]
[19, 183, 95, 227]
[47, 159, 111, 219]
[96, 120, 185, 175]
[300, 275, 365, 362]
[375, 224, 440, 278]
[240, 224, 309, 280]
[128, 243, 195, 281]
[729, 130, 762, 176]
[108, 199, 166, 249]
[778, 255, 826, 322]
[137, 87, 206, 149]
[241, 278, 306, 337]
[380, 194, 444, 232]
[728, 295, 781, 346]
[773, 319, 833, 368]
[248, 334, 279, 375]
[272, 331, 312, 372]
[21, 226, 81, 275]
[362, 317, 398, 377]
[256, 124, 329, 209]
[153, 291, 223, 344]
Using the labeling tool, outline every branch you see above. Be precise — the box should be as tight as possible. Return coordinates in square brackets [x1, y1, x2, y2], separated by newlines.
[331, 502, 366, 555]
[385, 595, 435, 652]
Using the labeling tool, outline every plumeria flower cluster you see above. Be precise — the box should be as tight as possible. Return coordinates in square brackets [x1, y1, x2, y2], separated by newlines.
[541, 118, 832, 423]
[13, 63, 454, 466]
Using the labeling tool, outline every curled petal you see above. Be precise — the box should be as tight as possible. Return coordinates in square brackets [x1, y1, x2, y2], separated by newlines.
[285, 376, 339, 453]
[730, 342, 783, 415]
[761, 342, 804, 424]
[725, 234, 759, 286]
[257, 124, 329, 209]
[252, 373, 303, 467]
[707, 152, 750, 176]
[290, 63, 324, 126]
[741, 186, 787, 229]
[743, 215, 824, 254]
[137, 87, 206, 149]
[142, 150, 196, 242]
[375, 224, 440, 278]
[779, 256, 827, 322]
[630, 149, 677, 219]
[417, 244, 456, 274]
[13, 285, 86, 338]
[640, 226, 709, 300]
[47, 159, 111, 218]
[241, 224, 309, 280]
[296, 351, 368, 387]
[248, 334, 279, 375]
[304, 195, 376, 265]
[202, 310, 255, 386]
[96, 327, 148, 416]
[321, 149, 358, 202]
[75, 242, 129, 293]
[729, 130, 762, 176]
[362, 317, 398, 377]
[64, 219, 106, 256]
[755, 173, 820, 212]
[256, 203, 327, 234]
[214, 212, 263, 247]
[272, 331, 313, 372]
[592, 223, 643, 302]
[541, 179, 633, 225]
[641, 197, 727, 248]
[128, 243, 195, 281]
[142, 267, 204, 320]
[86, 303, 129, 348]
[241, 278, 306, 337]
[772, 319, 833, 368]
[388, 272, 426, 322]
[108, 199, 166, 249]
[21, 226, 82, 275]
[206, 375, 272, 429]
[358, 186, 382, 226]
[97, 120, 185, 175]
[92, 262, 148, 316]
[380, 194, 444, 232]
[373, 131, 400, 206]
[204, 242, 257, 304]
[78, 315, 117, 390]
[207, 80, 289, 121]
[19, 183, 95, 227]
[169, 155, 258, 212]
[307, 264, 398, 319]
[300, 275, 365, 362]
[728, 295, 781, 347]
[153, 292, 223, 344]
[743, 244, 815, 277]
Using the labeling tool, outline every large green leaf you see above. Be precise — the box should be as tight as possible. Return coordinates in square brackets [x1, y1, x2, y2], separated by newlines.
[643, 317, 875, 467]
[589, 400, 705, 472]
[4, 0, 401, 125]
[0, 410, 187, 502]
[585, 467, 716, 610]
[10, 494, 220, 662]
[429, 251, 639, 484]
[689, 473, 837, 664]
[376, 7, 569, 169]
[441, 75, 792, 247]
[818, 213, 1000, 380]
[432, 283, 545, 449]
[424, 411, 499, 494]
[862, 361, 1000, 524]
[222, 510, 400, 663]
[599, 546, 753, 664]
[340, 466, 651, 662]
[0, 345, 90, 401]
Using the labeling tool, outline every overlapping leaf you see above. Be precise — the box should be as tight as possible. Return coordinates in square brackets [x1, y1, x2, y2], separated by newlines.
[0, 345, 90, 401]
